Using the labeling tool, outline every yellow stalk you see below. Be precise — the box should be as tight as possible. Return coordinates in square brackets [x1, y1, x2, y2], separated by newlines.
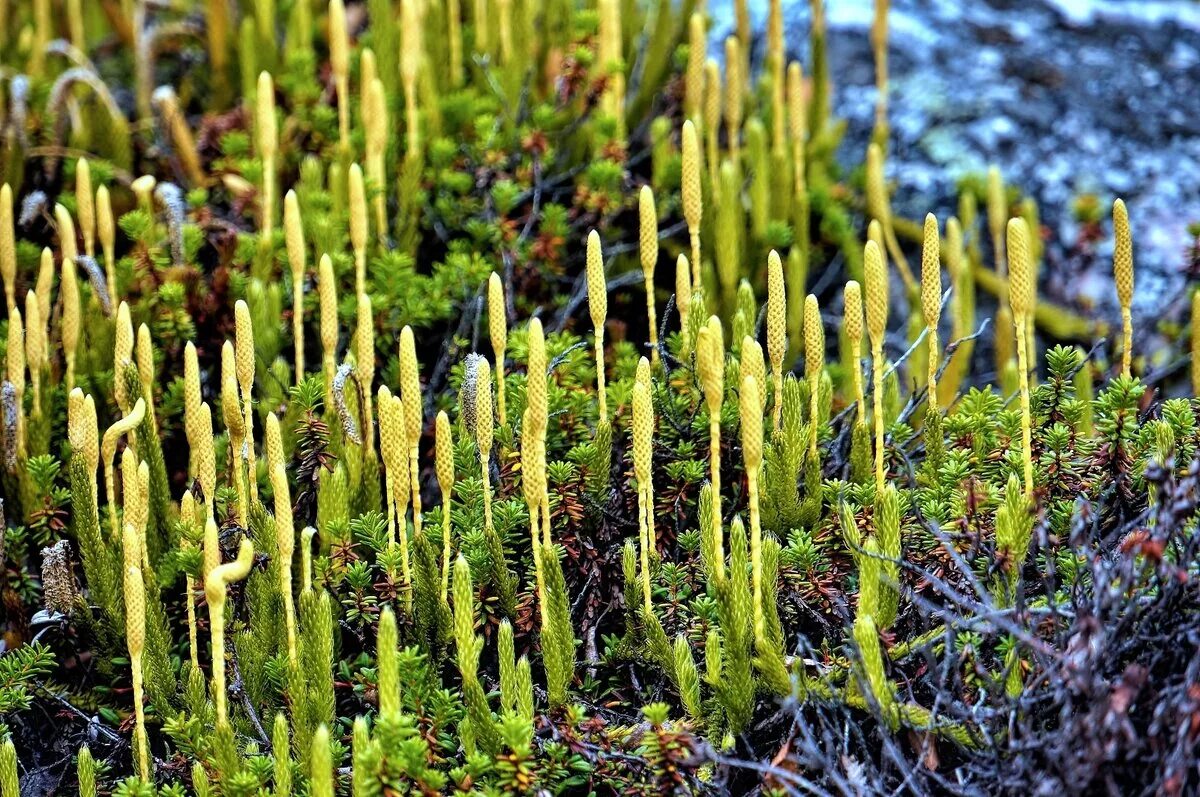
[865, 143, 916, 297]
[1008, 218, 1035, 498]
[114, 301, 134, 416]
[61, 246, 80, 392]
[349, 163, 368, 296]
[121, 523, 149, 781]
[257, 71, 277, 237]
[195, 403, 216, 520]
[318, 254, 338, 408]
[101, 396, 145, 542]
[271, 464, 298, 668]
[448, 0, 463, 88]
[920, 213, 942, 409]
[365, 78, 388, 243]
[378, 386, 400, 548]
[399, 326, 423, 534]
[264, 413, 284, 496]
[400, 0, 422, 157]
[1112, 198, 1134, 378]
[697, 317, 725, 581]
[681, 121, 703, 289]
[684, 13, 705, 124]
[285, 190, 307, 382]
[388, 392, 412, 604]
[871, 0, 890, 137]
[356, 293, 376, 456]
[76, 159, 95, 257]
[1193, 292, 1200, 395]
[0, 184, 13, 313]
[68, 389, 100, 529]
[987, 166, 1007, 276]
[766, 250, 786, 430]
[587, 231, 608, 422]
[221, 341, 248, 523]
[235, 300, 258, 502]
[632, 374, 654, 612]
[6, 307, 24, 460]
[488, 273, 508, 427]
[676, 254, 692, 357]
[844, 281, 866, 421]
[179, 491, 200, 673]
[135, 324, 157, 432]
[864, 241, 889, 495]
[300, 527, 317, 593]
[527, 318, 551, 545]
[435, 410, 454, 598]
[153, 88, 206, 186]
[24, 292, 43, 421]
[804, 295, 823, 458]
[329, 0, 351, 150]
[787, 61, 806, 195]
[703, 59, 721, 184]
[639, 186, 660, 367]
[97, 185, 117, 305]
[205, 536, 254, 726]
[740, 374, 763, 639]
[476, 357, 495, 546]
[724, 36, 742, 164]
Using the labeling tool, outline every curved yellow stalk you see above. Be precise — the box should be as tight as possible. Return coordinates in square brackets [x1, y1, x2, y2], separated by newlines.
[205, 537, 254, 726]
[102, 398, 146, 542]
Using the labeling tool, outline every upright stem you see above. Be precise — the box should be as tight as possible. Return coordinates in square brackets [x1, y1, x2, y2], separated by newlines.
[872, 344, 885, 495]
[1015, 315, 1033, 497]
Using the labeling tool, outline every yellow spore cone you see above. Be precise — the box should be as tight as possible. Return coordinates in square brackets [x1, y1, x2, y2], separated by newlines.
[587, 230, 608, 422]
[921, 213, 942, 407]
[864, 240, 889, 495]
[488, 272, 508, 427]
[1113, 198, 1134, 378]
